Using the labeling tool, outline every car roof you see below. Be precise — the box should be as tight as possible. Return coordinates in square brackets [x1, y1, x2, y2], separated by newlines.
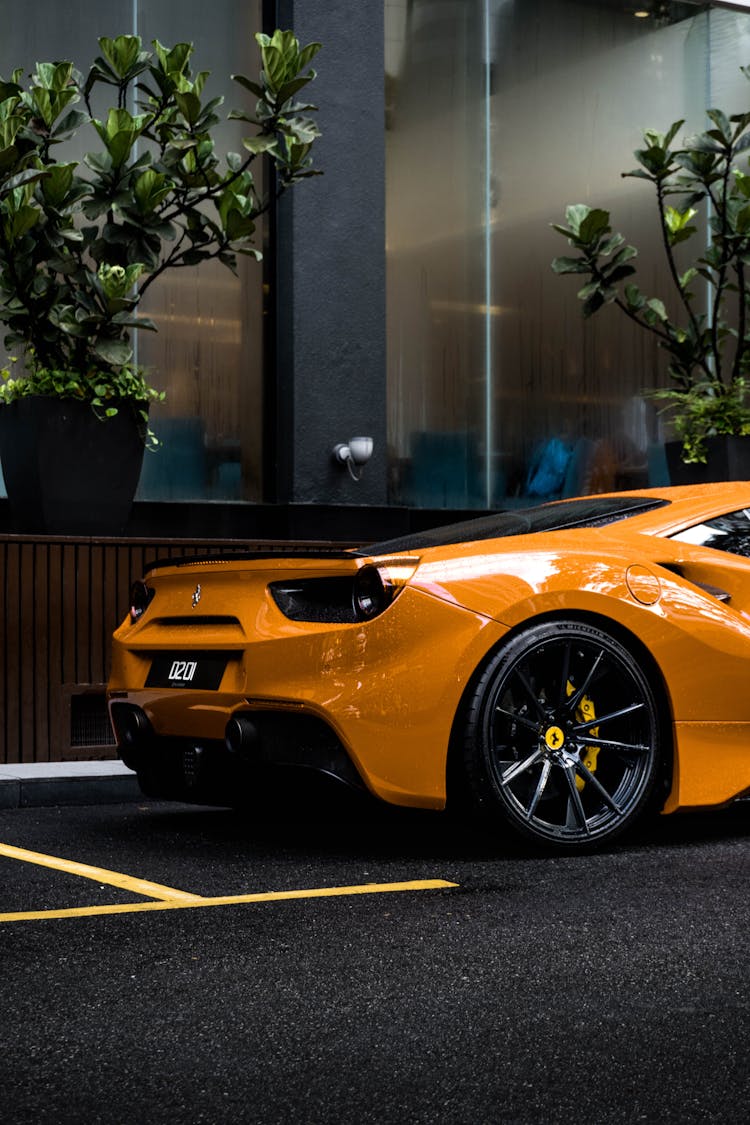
[365, 483, 750, 556]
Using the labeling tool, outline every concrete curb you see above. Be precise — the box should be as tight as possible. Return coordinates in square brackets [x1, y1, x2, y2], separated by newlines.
[0, 761, 141, 809]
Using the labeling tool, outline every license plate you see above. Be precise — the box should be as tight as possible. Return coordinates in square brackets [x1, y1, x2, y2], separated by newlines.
[145, 652, 231, 690]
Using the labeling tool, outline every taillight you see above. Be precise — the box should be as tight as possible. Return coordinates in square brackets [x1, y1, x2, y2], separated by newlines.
[129, 581, 154, 624]
[352, 565, 388, 620]
[352, 557, 419, 621]
[269, 557, 419, 624]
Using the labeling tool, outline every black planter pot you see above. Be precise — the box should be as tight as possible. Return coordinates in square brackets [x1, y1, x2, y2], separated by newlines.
[0, 396, 147, 535]
[665, 435, 750, 486]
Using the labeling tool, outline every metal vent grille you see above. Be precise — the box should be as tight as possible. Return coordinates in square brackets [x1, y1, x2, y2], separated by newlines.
[70, 692, 116, 748]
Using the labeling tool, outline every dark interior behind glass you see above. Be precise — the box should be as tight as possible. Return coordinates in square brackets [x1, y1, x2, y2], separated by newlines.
[366, 497, 669, 554]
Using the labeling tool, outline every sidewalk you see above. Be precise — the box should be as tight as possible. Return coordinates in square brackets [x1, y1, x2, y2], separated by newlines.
[0, 761, 140, 810]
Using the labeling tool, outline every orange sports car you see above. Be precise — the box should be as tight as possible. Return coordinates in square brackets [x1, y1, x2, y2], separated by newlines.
[108, 483, 750, 851]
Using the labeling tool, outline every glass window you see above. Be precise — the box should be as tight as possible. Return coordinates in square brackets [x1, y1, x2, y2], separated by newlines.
[134, 0, 265, 503]
[385, 0, 487, 510]
[0, 0, 265, 503]
[384, 1, 750, 512]
[671, 509, 750, 557]
[367, 495, 669, 554]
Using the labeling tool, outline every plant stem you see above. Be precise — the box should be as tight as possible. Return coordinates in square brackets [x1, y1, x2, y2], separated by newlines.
[733, 257, 747, 385]
[655, 179, 709, 377]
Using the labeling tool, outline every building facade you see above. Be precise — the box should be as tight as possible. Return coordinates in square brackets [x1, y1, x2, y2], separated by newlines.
[2, 1, 750, 531]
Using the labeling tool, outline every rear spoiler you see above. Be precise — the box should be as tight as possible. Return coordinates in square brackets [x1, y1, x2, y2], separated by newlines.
[144, 544, 363, 573]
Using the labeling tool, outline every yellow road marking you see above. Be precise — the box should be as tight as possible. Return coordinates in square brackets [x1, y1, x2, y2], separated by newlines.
[0, 879, 457, 923]
[0, 842, 203, 903]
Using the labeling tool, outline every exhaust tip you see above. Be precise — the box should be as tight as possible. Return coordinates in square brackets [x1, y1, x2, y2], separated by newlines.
[225, 714, 259, 755]
[111, 703, 152, 749]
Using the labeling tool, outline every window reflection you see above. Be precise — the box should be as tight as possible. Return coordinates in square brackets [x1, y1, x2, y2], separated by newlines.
[385, 0, 749, 510]
[0, 0, 265, 504]
[135, 0, 264, 503]
[672, 509, 750, 558]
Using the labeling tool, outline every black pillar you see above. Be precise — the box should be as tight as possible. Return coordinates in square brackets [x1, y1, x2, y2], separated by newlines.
[271, 0, 387, 505]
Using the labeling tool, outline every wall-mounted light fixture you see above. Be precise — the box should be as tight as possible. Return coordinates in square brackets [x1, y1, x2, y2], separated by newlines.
[332, 436, 374, 481]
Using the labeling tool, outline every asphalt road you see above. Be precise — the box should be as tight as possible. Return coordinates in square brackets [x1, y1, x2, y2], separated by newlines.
[1, 785, 748, 1125]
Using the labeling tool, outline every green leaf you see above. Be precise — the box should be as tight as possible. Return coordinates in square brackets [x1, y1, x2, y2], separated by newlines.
[83, 150, 112, 175]
[606, 264, 637, 284]
[92, 338, 133, 366]
[663, 119, 685, 148]
[175, 90, 202, 126]
[563, 204, 593, 237]
[684, 132, 725, 154]
[298, 43, 322, 71]
[134, 168, 173, 213]
[111, 312, 157, 331]
[8, 203, 40, 241]
[23, 64, 79, 129]
[3, 167, 48, 194]
[599, 233, 625, 256]
[242, 135, 278, 155]
[625, 284, 645, 310]
[0, 77, 23, 103]
[706, 108, 731, 140]
[578, 208, 611, 244]
[255, 31, 293, 92]
[180, 247, 211, 266]
[277, 76, 317, 105]
[232, 74, 264, 98]
[577, 281, 600, 300]
[735, 169, 750, 198]
[551, 256, 590, 275]
[282, 115, 320, 145]
[153, 39, 193, 80]
[40, 162, 75, 206]
[610, 244, 637, 267]
[51, 108, 88, 138]
[664, 205, 697, 234]
[92, 107, 150, 167]
[622, 168, 656, 182]
[550, 223, 576, 240]
[646, 298, 668, 322]
[669, 226, 697, 247]
[98, 35, 145, 78]
[34, 61, 74, 91]
[582, 290, 606, 318]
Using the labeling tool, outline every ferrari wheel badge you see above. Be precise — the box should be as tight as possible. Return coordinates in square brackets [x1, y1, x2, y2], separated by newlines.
[544, 725, 565, 750]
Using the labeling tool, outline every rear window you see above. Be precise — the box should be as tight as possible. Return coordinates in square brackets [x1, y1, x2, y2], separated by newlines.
[364, 497, 669, 554]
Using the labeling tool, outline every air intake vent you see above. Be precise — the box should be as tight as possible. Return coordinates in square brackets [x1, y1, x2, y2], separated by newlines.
[154, 615, 241, 627]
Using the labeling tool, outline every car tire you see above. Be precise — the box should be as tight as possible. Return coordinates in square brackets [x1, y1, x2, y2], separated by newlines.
[462, 619, 662, 850]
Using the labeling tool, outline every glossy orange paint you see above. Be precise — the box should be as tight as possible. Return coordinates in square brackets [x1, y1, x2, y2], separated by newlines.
[109, 483, 750, 814]
[111, 579, 507, 807]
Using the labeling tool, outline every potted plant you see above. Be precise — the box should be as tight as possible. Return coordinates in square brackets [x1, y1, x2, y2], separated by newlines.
[0, 29, 321, 533]
[551, 72, 750, 483]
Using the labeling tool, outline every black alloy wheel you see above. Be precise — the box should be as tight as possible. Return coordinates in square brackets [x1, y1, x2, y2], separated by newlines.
[463, 620, 663, 850]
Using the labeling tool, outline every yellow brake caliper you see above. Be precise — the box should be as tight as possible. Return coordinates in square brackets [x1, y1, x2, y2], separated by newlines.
[566, 681, 600, 791]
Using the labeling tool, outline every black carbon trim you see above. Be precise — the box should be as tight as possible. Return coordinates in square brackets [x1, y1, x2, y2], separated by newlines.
[145, 546, 360, 573]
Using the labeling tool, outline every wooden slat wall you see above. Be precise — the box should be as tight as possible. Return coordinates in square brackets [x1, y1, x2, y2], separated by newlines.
[0, 535, 258, 764]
